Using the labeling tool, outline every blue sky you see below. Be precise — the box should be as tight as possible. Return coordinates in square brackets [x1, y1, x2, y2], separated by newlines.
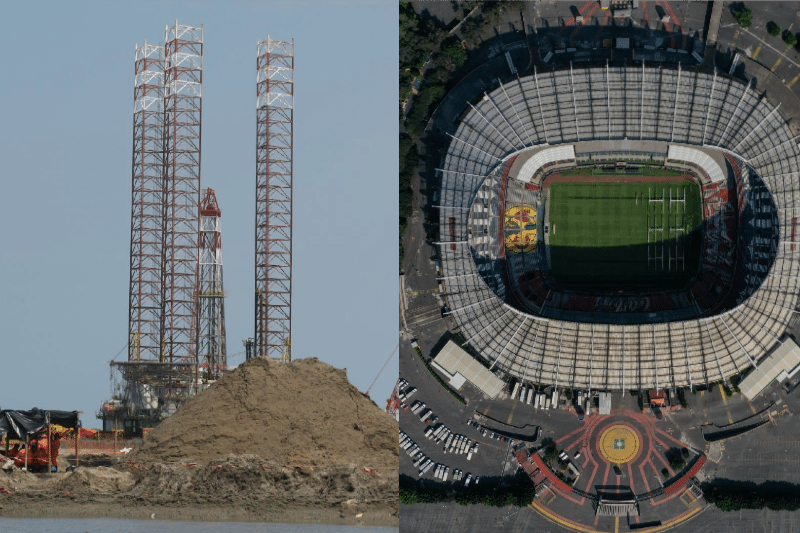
[0, 1, 397, 428]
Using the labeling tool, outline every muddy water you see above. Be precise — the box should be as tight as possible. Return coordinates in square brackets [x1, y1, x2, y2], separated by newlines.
[0, 517, 398, 533]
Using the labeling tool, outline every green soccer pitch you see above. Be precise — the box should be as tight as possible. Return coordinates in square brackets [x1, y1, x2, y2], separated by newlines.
[547, 180, 703, 287]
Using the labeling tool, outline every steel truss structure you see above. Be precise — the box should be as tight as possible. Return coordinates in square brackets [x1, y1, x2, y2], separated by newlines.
[122, 21, 204, 427]
[255, 36, 294, 361]
[198, 188, 227, 380]
[129, 41, 165, 363]
[161, 21, 203, 367]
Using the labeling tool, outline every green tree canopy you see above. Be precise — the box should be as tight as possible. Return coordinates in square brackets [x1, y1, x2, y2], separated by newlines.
[441, 40, 467, 70]
[399, 1, 446, 71]
[734, 7, 753, 28]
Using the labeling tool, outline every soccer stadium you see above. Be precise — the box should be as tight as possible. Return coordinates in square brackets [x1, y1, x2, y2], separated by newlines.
[438, 64, 796, 392]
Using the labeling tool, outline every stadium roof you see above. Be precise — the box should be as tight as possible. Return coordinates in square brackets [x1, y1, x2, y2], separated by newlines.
[433, 340, 505, 399]
[740, 337, 800, 400]
[437, 65, 796, 391]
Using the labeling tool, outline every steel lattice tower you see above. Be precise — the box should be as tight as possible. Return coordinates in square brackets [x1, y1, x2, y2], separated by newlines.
[198, 188, 227, 380]
[111, 21, 204, 431]
[255, 37, 294, 361]
[129, 41, 164, 363]
[161, 22, 203, 366]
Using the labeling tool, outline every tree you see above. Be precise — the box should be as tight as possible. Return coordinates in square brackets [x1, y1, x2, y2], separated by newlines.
[784, 31, 798, 46]
[399, 1, 447, 71]
[482, 4, 502, 27]
[441, 40, 467, 70]
[767, 22, 781, 37]
[729, 373, 742, 393]
[399, 70, 416, 106]
[702, 482, 800, 512]
[543, 444, 559, 465]
[667, 448, 686, 471]
[722, 382, 734, 396]
[461, 18, 483, 49]
[399, 485, 418, 505]
[669, 456, 685, 470]
[734, 6, 753, 28]
[678, 388, 689, 408]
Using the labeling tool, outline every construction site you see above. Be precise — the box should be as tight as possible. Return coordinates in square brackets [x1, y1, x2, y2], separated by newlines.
[0, 19, 398, 525]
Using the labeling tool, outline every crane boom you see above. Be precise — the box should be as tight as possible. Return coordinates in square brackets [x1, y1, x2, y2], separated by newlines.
[365, 344, 399, 396]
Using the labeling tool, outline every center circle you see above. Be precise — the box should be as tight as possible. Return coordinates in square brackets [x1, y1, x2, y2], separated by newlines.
[598, 423, 641, 464]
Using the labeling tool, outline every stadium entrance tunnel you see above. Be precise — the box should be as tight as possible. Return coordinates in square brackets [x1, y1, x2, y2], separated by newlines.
[465, 145, 779, 325]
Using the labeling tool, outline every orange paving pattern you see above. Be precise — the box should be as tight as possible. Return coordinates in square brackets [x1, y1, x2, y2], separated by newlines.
[598, 423, 641, 464]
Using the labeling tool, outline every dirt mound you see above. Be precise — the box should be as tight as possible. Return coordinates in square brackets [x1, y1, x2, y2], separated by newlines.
[129, 357, 398, 467]
[0, 457, 397, 525]
[0, 468, 40, 491]
[45, 467, 135, 494]
[122, 454, 397, 512]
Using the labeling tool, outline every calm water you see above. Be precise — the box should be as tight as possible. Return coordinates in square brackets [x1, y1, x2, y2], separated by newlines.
[0, 518, 398, 533]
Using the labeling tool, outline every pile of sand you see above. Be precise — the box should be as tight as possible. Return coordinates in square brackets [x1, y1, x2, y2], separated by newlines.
[0, 469, 40, 491]
[129, 357, 398, 467]
[123, 454, 397, 511]
[45, 467, 135, 494]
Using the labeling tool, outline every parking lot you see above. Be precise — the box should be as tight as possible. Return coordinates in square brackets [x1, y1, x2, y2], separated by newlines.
[399, 343, 522, 484]
[717, 2, 800, 98]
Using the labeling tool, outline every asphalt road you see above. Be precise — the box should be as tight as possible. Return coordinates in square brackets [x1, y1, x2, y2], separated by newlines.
[717, 2, 800, 99]
[401, 500, 800, 533]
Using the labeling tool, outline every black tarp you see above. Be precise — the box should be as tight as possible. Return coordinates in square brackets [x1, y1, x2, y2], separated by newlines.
[0, 409, 79, 440]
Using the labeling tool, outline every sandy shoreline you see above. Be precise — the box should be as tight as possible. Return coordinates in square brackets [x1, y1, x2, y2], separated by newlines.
[0, 459, 399, 527]
[0, 495, 398, 526]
